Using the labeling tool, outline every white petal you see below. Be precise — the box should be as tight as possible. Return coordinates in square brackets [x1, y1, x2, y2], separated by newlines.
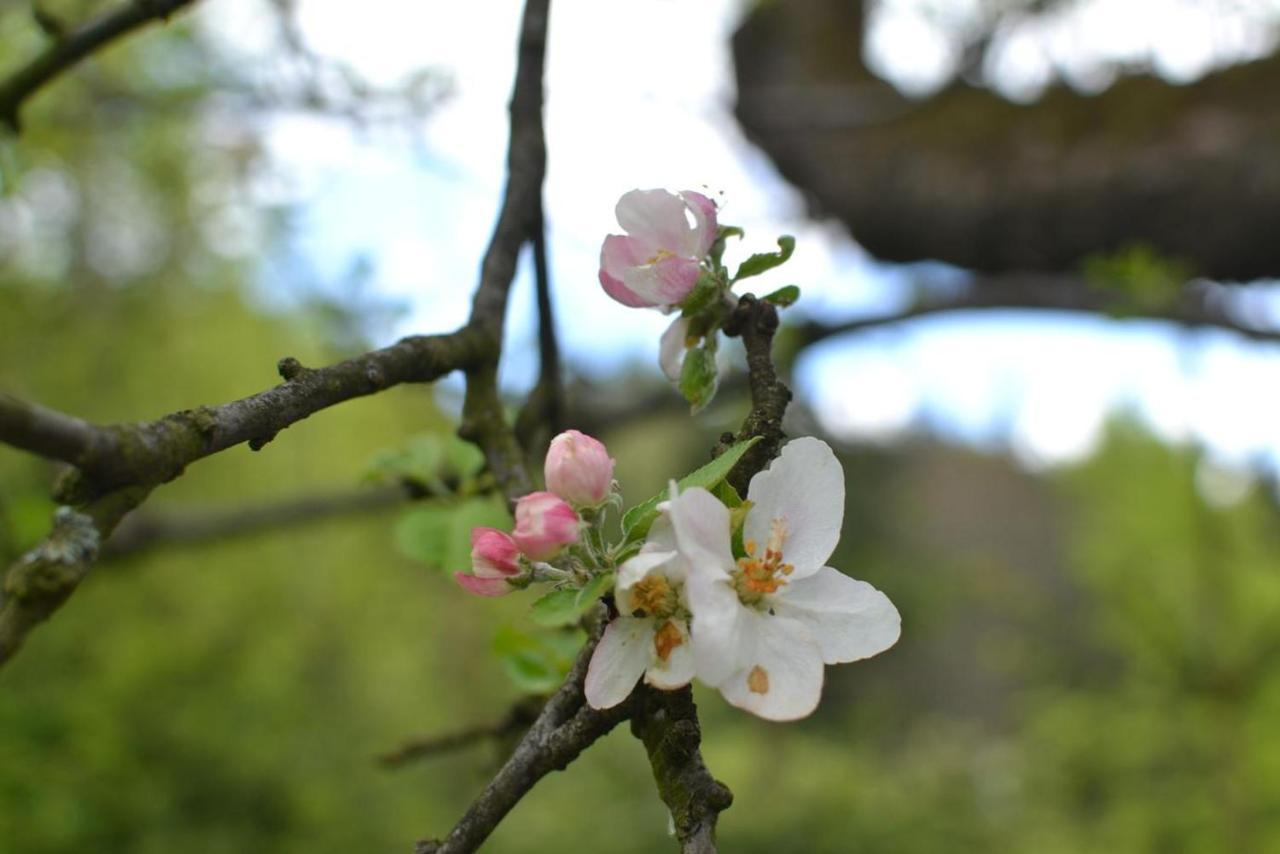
[687, 573, 749, 687]
[659, 316, 690, 382]
[715, 610, 825, 721]
[644, 618, 695, 690]
[773, 567, 901, 665]
[616, 189, 693, 253]
[585, 617, 654, 710]
[669, 486, 735, 579]
[645, 513, 678, 553]
[746, 437, 844, 580]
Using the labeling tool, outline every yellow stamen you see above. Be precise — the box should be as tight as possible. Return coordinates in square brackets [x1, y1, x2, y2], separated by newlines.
[653, 620, 684, 662]
[733, 517, 792, 603]
[630, 575, 677, 618]
[747, 665, 769, 694]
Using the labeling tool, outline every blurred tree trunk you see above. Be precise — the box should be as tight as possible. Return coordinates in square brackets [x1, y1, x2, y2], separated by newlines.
[733, 0, 1280, 281]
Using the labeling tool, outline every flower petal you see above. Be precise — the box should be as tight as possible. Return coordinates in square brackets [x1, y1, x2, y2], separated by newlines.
[454, 572, 510, 597]
[746, 437, 844, 579]
[772, 567, 901, 665]
[622, 256, 701, 307]
[687, 573, 749, 687]
[600, 235, 654, 307]
[585, 617, 653, 709]
[660, 316, 690, 382]
[715, 610, 825, 721]
[669, 485, 735, 578]
[616, 189, 693, 252]
[645, 618, 695, 690]
[679, 190, 718, 257]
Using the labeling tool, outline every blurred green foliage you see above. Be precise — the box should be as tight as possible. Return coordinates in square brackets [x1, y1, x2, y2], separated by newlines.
[1, 5, 1279, 853]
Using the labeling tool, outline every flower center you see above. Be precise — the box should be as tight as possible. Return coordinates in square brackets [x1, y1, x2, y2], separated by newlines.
[653, 619, 684, 662]
[645, 248, 676, 265]
[733, 517, 793, 605]
[629, 574, 678, 619]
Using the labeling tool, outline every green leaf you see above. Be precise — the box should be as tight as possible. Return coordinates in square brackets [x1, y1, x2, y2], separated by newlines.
[493, 626, 586, 694]
[732, 235, 795, 283]
[678, 345, 718, 414]
[712, 479, 743, 508]
[680, 271, 721, 317]
[709, 225, 744, 267]
[529, 572, 615, 627]
[761, 284, 800, 307]
[394, 495, 511, 571]
[621, 435, 762, 543]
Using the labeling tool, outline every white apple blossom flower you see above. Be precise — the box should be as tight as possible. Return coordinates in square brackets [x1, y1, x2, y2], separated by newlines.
[670, 437, 900, 721]
[584, 516, 696, 709]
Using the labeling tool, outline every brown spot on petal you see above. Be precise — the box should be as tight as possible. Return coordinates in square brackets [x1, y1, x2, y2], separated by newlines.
[654, 620, 684, 662]
[747, 665, 770, 694]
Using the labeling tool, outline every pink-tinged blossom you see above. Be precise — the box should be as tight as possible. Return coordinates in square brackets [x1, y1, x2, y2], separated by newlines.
[512, 491, 580, 560]
[545, 430, 616, 507]
[455, 527, 520, 597]
[599, 189, 718, 309]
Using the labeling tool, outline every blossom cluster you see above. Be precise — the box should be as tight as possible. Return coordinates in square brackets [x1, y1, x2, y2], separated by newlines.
[455, 429, 615, 596]
[458, 427, 900, 721]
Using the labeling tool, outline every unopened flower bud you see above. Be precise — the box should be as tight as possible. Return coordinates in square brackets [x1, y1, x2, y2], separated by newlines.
[455, 527, 520, 597]
[545, 430, 615, 506]
[512, 491, 579, 560]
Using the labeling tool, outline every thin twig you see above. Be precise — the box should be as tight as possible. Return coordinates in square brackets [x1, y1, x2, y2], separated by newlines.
[0, 0, 203, 132]
[380, 698, 544, 768]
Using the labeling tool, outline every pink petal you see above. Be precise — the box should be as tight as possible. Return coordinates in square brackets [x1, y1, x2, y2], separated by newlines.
[621, 256, 701, 307]
[600, 235, 656, 307]
[455, 572, 511, 597]
[680, 191, 719, 256]
[616, 189, 691, 252]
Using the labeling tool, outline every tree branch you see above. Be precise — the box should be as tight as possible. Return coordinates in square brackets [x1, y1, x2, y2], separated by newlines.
[0, 0, 203, 133]
[792, 274, 1280, 347]
[415, 620, 632, 853]
[101, 484, 419, 560]
[456, 0, 549, 503]
[722, 294, 792, 497]
[0, 330, 493, 666]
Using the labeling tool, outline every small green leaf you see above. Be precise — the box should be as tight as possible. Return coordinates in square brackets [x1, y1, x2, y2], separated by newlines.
[712, 479, 743, 508]
[621, 435, 762, 543]
[529, 572, 615, 627]
[679, 345, 718, 413]
[709, 225, 744, 267]
[761, 284, 800, 307]
[680, 271, 721, 317]
[732, 235, 795, 283]
[493, 626, 586, 694]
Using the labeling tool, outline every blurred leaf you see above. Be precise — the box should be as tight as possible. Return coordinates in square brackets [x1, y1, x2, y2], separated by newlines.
[493, 625, 586, 694]
[678, 344, 718, 414]
[732, 235, 794, 283]
[709, 224, 743, 268]
[528, 573, 615, 628]
[394, 496, 510, 571]
[680, 271, 721, 317]
[761, 284, 800, 307]
[621, 436, 761, 543]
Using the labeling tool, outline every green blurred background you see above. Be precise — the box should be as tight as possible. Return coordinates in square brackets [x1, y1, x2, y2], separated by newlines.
[3, 1, 1280, 852]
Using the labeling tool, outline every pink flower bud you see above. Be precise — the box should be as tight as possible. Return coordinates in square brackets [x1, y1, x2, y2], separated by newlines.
[512, 491, 579, 560]
[455, 527, 520, 597]
[545, 430, 616, 506]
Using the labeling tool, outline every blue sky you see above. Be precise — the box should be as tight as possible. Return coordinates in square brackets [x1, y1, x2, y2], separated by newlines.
[199, 0, 1280, 478]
